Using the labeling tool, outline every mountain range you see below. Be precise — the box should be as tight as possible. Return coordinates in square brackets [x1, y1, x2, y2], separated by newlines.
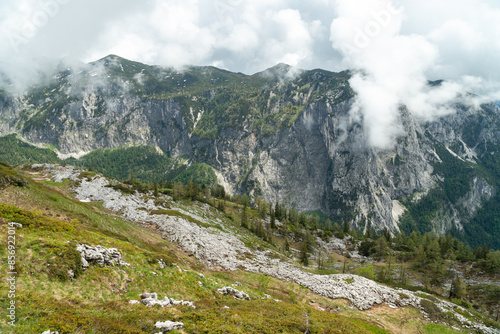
[0, 54, 499, 249]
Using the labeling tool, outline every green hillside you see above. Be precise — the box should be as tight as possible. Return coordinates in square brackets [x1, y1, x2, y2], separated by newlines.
[0, 163, 498, 333]
[0, 164, 391, 334]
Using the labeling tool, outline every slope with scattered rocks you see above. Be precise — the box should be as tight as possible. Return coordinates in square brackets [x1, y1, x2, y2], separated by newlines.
[39, 164, 499, 334]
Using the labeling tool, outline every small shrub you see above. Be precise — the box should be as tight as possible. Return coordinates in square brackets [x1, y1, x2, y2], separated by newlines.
[144, 252, 173, 267]
[105, 183, 135, 195]
[44, 243, 83, 281]
[343, 278, 354, 284]
[398, 292, 410, 299]
[258, 274, 271, 294]
[78, 171, 95, 181]
[38, 312, 90, 334]
[355, 264, 375, 280]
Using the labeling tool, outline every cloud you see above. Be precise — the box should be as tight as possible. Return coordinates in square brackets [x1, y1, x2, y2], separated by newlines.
[0, 0, 341, 86]
[330, 0, 500, 149]
[85, 1, 322, 73]
[0, 0, 498, 115]
[0, 0, 154, 91]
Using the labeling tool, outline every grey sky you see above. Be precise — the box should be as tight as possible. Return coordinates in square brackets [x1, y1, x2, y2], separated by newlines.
[0, 0, 497, 78]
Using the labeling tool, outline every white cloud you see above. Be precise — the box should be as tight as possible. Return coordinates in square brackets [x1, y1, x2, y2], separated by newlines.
[330, 0, 500, 148]
[0, 0, 498, 116]
[86, 2, 319, 73]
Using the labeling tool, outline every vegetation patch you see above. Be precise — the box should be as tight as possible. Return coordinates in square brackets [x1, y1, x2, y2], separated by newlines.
[420, 300, 461, 327]
[105, 183, 135, 195]
[150, 209, 213, 229]
[0, 202, 76, 232]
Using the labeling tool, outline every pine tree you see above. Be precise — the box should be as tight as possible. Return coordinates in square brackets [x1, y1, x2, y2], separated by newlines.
[474, 243, 490, 260]
[241, 193, 251, 207]
[153, 181, 159, 197]
[284, 237, 290, 252]
[398, 265, 408, 286]
[275, 201, 281, 220]
[343, 220, 350, 236]
[270, 208, 276, 229]
[449, 274, 466, 300]
[427, 239, 441, 261]
[173, 182, 183, 201]
[325, 218, 333, 231]
[310, 215, 319, 230]
[383, 227, 392, 243]
[375, 236, 388, 258]
[241, 202, 248, 229]
[300, 241, 309, 266]
[317, 250, 324, 270]
[413, 244, 426, 267]
[365, 224, 373, 239]
[290, 209, 299, 226]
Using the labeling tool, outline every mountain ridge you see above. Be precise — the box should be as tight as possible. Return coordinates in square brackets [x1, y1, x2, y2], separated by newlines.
[0, 55, 499, 249]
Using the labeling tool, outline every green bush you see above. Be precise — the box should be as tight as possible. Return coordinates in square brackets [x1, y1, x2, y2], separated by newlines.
[105, 183, 135, 195]
[46, 244, 83, 282]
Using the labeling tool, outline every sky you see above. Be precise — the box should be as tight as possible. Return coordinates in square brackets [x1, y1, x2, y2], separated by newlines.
[1, 0, 499, 147]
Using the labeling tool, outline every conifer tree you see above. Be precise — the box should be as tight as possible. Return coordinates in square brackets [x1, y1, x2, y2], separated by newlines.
[343, 220, 350, 235]
[300, 241, 309, 266]
[449, 274, 466, 300]
[153, 181, 159, 197]
[270, 208, 276, 229]
[241, 202, 248, 229]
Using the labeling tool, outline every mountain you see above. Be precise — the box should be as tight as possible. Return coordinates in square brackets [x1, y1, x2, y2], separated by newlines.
[0, 55, 500, 249]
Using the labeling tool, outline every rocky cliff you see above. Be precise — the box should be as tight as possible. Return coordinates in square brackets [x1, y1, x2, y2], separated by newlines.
[1, 55, 499, 245]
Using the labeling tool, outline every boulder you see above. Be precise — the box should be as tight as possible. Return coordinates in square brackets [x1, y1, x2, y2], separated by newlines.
[217, 287, 250, 300]
[155, 320, 184, 332]
[76, 244, 130, 270]
[138, 292, 195, 308]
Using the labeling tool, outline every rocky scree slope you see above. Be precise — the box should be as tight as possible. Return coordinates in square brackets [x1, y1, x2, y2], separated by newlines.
[44, 164, 499, 333]
[1, 56, 500, 245]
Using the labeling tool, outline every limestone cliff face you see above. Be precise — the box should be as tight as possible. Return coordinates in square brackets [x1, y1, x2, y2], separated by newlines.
[0, 92, 19, 134]
[1, 57, 499, 235]
[18, 93, 192, 157]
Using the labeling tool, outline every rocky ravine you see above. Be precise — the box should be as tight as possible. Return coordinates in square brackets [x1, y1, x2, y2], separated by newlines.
[43, 164, 498, 333]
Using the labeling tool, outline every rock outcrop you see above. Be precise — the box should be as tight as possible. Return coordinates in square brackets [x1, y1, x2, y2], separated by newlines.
[154, 320, 184, 333]
[138, 292, 195, 308]
[217, 287, 250, 300]
[76, 244, 130, 270]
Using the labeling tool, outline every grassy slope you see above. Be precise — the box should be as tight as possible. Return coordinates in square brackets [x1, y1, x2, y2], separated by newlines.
[0, 165, 402, 334]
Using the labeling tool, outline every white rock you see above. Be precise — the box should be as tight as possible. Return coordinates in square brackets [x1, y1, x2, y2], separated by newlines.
[139, 292, 195, 308]
[155, 320, 184, 331]
[217, 287, 250, 300]
[76, 244, 129, 270]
